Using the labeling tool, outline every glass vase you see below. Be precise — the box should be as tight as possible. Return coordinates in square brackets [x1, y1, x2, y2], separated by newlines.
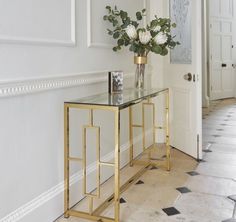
[134, 56, 147, 90]
[135, 64, 146, 89]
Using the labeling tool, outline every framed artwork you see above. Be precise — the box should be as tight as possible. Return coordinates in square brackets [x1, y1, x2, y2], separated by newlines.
[108, 71, 124, 93]
[170, 0, 192, 64]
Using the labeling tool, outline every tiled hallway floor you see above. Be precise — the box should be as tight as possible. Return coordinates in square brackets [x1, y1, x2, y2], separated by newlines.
[58, 99, 236, 222]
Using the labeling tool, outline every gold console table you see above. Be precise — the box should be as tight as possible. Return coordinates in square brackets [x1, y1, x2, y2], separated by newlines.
[64, 88, 170, 222]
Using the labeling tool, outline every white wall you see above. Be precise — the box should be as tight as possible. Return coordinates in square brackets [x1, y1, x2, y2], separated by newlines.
[0, 1, 165, 222]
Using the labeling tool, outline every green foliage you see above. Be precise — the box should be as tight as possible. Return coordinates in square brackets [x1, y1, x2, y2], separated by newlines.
[103, 5, 180, 56]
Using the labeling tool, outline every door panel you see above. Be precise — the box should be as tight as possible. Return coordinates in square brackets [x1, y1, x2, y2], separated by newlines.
[222, 68, 234, 97]
[212, 69, 221, 93]
[220, 0, 233, 18]
[222, 22, 232, 33]
[209, 17, 235, 100]
[212, 36, 221, 60]
[212, 21, 221, 32]
[172, 88, 193, 155]
[210, 0, 220, 17]
[222, 36, 232, 60]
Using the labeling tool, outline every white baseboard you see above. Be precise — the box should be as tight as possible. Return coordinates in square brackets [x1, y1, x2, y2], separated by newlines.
[202, 94, 210, 108]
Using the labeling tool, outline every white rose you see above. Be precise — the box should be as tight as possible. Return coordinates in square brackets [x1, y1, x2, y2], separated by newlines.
[126, 25, 137, 39]
[154, 32, 168, 45]
[139, 31, 152, 45]
[153, 25, 161, 32]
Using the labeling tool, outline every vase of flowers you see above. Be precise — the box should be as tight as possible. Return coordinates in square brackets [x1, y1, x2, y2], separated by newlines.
[104, 6, 179, 90]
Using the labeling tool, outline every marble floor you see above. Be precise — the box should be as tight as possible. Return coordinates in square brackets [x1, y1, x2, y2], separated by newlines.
[58, 99, 236, 222]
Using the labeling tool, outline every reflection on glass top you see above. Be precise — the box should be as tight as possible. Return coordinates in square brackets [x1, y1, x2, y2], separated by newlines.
[66, 88, 168, 108]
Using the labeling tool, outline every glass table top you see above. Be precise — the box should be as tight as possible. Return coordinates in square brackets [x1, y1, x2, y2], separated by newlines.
[65, 88, 168, 109]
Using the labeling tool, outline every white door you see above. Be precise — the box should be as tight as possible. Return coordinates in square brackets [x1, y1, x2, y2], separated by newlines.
[209, 0, 235, 100]
[163, 0, 202, 159]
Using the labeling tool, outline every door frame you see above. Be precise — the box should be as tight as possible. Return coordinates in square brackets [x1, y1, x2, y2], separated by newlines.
[202, 0, 210, 108]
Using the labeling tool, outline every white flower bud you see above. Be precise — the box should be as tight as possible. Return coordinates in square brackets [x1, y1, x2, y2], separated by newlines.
[154, 32, 168, 45]
[153, 25, 161, 32]
[139, 31, 152, 45]
[126, 25, 137, 39]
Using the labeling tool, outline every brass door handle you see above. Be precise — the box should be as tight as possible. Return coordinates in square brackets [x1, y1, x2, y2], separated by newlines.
[184, 73, 192, 82]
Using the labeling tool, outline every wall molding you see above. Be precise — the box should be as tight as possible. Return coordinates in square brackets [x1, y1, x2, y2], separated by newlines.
[87, 0, 113, 49]
[0, 131, 151, 222]
[87, 0, 147, 49]
[0, 0, 76, 47]
[0, 71, 134, 98]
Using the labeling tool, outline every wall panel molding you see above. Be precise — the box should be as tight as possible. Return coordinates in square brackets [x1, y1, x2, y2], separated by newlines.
[87, 0, 113, 48]
[87, 0, 147, 49]
[0, 0, 76, 46]
[0, 71, 133, 98]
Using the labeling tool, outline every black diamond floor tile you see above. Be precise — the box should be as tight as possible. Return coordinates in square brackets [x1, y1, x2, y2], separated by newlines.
[120, 198, 126, 204]
[203, 149, 213, 153]
[176, 187, 191, 194]
[136, 180, 144, 185]
[212, 135, 221, 137]
[162, 207, 180, 216]
[187, 171, 200, 176]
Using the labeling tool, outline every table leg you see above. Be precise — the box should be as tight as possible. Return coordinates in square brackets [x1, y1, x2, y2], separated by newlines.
[64, 105, 70, 218]
[129, 106, 134, 167]
[166, 90, 171, 171]
[114, 108, 120, 222]
[142, 102, 146, 153]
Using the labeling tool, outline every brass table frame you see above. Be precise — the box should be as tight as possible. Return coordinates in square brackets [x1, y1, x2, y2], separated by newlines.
[64, 88, 170, 222]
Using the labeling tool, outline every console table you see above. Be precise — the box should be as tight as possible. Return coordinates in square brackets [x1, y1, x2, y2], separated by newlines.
[64, 88, 170, 222]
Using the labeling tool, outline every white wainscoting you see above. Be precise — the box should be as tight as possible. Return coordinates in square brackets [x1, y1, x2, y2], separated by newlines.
[0, 130, 151, 222]
[0, 73, 129, 222]
[0, 71, 156, 222]
[0, 0, 76, 46]
[0, 140, 129, 222]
